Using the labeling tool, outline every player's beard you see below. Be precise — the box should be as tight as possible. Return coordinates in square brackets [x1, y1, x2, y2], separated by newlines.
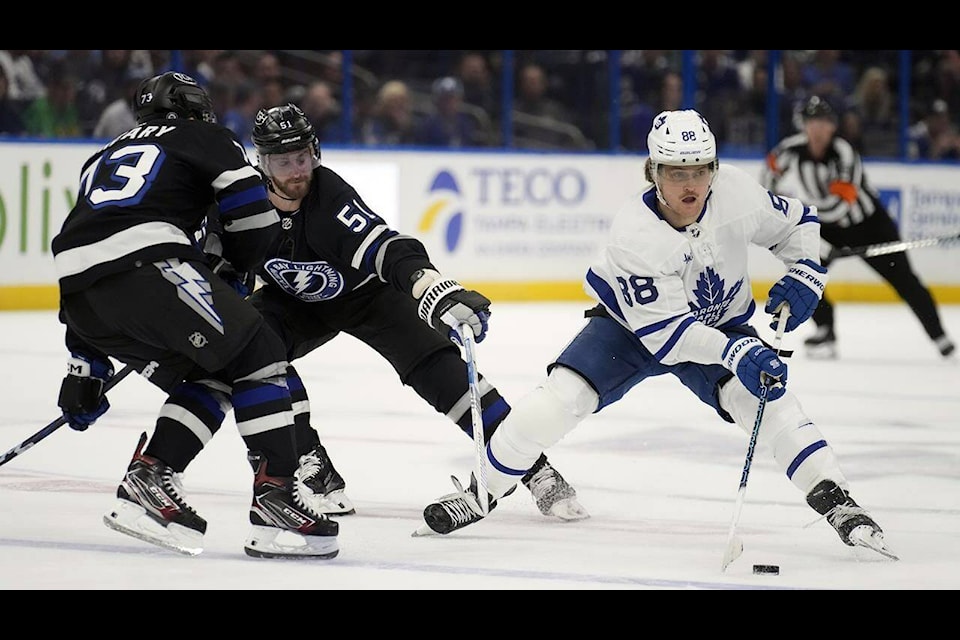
[274, 174, 311, 201]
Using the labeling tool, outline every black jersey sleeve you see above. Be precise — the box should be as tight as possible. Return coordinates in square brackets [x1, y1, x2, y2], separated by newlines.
[192, 126, 281, 272]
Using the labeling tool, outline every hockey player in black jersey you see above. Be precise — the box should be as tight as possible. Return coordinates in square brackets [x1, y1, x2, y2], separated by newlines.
[164, 103, 589, 523]
[51, 72, 339, 559]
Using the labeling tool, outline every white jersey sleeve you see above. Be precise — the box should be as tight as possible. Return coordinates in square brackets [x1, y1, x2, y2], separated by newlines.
[584, 164, 821, 367]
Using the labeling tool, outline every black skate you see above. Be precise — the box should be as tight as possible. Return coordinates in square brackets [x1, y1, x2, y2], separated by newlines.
[103, 432, 207, 556]
[296, 443, 355, 516]
[806, 480, 898, 560]
[414, 475, 496, 536]
[804, 325, 837, 360]
[521, 454, 589, 521]
[244, 452, 340, 559]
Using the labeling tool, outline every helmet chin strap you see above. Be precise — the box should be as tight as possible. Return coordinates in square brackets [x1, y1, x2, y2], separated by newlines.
[266, 178, 299, 202]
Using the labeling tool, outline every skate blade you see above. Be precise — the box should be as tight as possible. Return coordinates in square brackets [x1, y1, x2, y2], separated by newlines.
[103, 501, 203, 556]
[411, 523, 441, 537]
[850, 528, 899, 560]
[244, 525, 339, 559]
[548, 497, 590, 521]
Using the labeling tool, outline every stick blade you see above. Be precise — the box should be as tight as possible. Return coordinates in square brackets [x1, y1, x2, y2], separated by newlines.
[720, 536, 744, 572]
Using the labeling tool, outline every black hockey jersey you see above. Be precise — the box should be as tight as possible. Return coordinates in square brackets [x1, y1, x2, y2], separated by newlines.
[255, 166, 436, 302]
[52, 118, 280, 294]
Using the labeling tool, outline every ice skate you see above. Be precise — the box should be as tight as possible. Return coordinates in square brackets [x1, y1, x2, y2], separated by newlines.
[244, 452, 340, 559]
[296, 443, 355, 516]
[806, 480, 898, 560]
[103, 432, 207, 556]
[414, 475, 493, 536]
[521, 454, 589, 521]
[804, 325, 837, 360]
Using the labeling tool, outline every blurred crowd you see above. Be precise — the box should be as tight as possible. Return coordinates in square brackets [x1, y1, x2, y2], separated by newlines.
[2, 49, 959, 161]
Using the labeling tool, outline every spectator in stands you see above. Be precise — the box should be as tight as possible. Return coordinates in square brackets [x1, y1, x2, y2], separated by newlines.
[22, 63, 81, 138]
[694, 50, 743, 145]
[299, 80, 347, 144]
[92, 68, 150, 139]
[908, 98, 960, 160]
[211, 50, 249, 91]
[181, 50, 219, 86]
[361, 79, 417, 146]
[253, 51, 283, 86]
[799, 50, 855, 109]
[0, 50, 46, 102]
[260, 78, 288, 112]
[514, 62, 586, 149]
[620, 69, 683, 152]
[218, 81, 262, 145]
[415, 76, 487, 148]
[456, 51, 499, 124]
[0, 64, 26, 136]
[846, 66, 899, 157]
[515, 62, 571, 124]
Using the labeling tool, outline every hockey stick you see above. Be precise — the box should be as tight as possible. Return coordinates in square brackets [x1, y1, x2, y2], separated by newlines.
[459, 322, 490, 515]
[721, 304, 790, 572]
[0, 364, 135, 468]
[825, 230, 960, 262]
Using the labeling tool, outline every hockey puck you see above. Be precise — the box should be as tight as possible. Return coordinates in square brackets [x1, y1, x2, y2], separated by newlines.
[753, 564, 779, 575]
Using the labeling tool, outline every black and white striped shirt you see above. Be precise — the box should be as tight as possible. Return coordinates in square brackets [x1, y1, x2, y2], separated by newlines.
[760, 132, 882, 229]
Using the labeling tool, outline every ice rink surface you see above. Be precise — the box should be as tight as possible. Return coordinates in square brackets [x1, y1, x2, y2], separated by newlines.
[1, 302, 958, 590]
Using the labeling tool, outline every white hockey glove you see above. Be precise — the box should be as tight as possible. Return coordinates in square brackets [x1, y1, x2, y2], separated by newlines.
[413, 269, 491, 344]
[722, 337, 787, 401]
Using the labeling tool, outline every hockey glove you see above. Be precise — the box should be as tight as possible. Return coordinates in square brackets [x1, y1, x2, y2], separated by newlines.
[207, 254, 256, 298]
[57, 354, 115, 431]
[723, 337, 787, 401]
[764, 258, 828, 332]
[414, 270, 491, 345]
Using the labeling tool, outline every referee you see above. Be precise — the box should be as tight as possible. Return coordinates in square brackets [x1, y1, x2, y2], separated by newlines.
[761, 95, 955, 359]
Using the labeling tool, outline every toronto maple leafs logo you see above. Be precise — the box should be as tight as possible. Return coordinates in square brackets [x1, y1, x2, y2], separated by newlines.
[688, 266, 743, 326]
[265, 258, 344, 302]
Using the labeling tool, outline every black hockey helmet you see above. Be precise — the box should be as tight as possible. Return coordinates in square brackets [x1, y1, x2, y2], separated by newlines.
[251, 103, 321, 160]
[801, 95, 838, 124]
[134, 72, 216, 125]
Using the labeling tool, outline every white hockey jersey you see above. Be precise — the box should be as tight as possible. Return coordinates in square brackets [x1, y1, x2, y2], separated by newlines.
[585, 163, 822, 367]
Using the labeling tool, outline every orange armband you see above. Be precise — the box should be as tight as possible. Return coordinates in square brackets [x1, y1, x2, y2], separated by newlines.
[828, 180, 858, 203]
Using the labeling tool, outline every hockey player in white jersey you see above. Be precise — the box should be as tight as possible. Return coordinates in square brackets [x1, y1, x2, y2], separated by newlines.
[418, 109, 895, 559]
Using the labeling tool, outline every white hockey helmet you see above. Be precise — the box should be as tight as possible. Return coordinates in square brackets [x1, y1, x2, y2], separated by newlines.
[647, 109, 718, 205]
[647, 109, 718, 169]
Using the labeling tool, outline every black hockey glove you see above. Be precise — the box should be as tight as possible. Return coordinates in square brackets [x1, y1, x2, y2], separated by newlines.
[415, 272, 491, 345]
[57, 353, 114, 431]
[207, 254, 257, 298]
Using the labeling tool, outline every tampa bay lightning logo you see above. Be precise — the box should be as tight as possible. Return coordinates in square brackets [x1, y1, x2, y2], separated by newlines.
[688, 266, 743, 326]
[265, 258, 344, 302]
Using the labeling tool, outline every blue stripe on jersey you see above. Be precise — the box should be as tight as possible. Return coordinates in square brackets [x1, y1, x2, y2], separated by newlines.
[218, 184, 269, 215]
[286, 373, 305, 393]
[652, 315, 697, 361]
[232, 382, 289, 411]
[363, 229, 398, 272]
[585, 268, 625, 322]
[799, 205, 819, 225]
[635, 311, 689, 338]
[786, 439, 827, 479]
